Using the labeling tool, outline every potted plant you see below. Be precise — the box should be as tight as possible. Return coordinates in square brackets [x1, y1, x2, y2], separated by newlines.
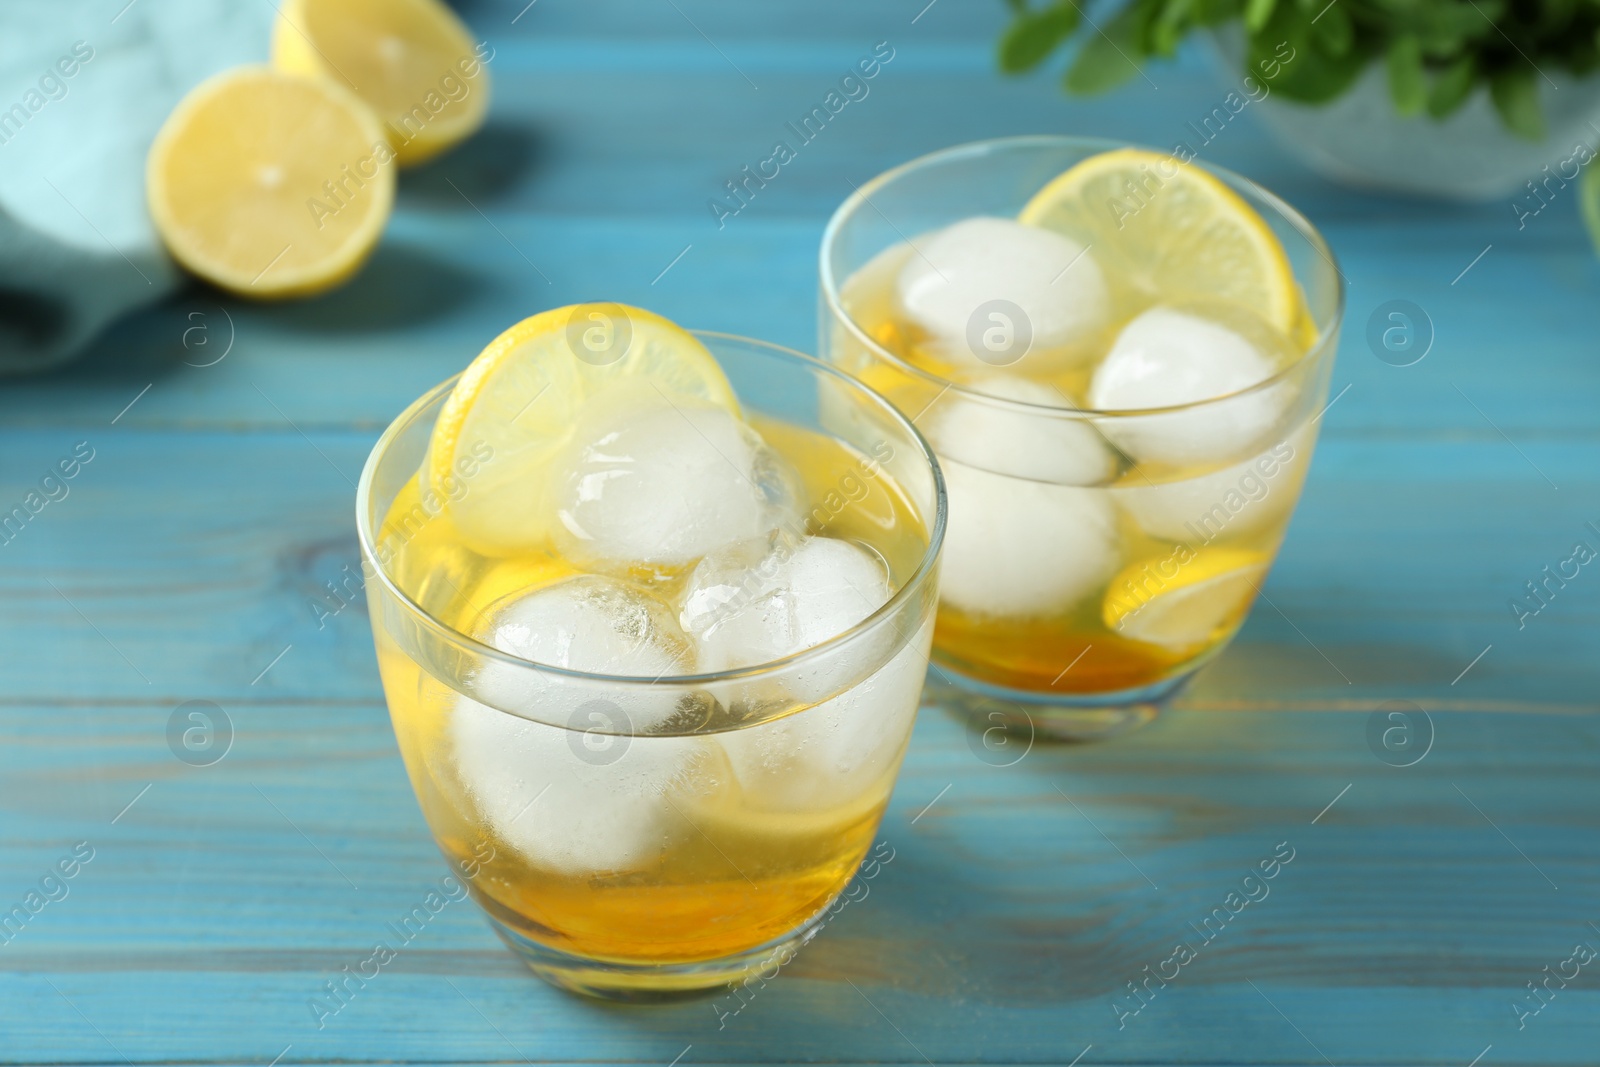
[996, 0, 1600, 218]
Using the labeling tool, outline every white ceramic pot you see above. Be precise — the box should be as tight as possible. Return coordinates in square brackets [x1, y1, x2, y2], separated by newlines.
[1209, 30, 1600, 201]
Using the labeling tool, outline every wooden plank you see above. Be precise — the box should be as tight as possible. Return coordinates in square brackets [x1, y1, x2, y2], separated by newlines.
[2, 702, 1596, 1064]
[0, 62, 1590, 433]
[4, 1, 1599, 1063]
[1, 431, 1592, 709]
[6, 210, 1595, 439]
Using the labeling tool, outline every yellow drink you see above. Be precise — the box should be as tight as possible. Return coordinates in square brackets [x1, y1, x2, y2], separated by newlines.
[832, 234, 1315, 703]
[370, 412, 931, 975]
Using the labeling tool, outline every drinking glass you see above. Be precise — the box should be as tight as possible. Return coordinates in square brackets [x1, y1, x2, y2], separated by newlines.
[819, 136, 1343, 741]
[357, 333, 944, 999]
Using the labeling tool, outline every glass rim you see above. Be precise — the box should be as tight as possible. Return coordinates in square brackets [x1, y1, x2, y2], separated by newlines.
[818, 133, 1346, 420]
[354, 329, 947, 690]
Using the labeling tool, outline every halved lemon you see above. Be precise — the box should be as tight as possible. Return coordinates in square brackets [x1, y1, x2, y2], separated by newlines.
[147, 67, 394, 298]
[273, 0, 489, 167]
[426, 304, 739, 556]
[1019, 148, 1298, 335]
[1102, 546, 1269, 651]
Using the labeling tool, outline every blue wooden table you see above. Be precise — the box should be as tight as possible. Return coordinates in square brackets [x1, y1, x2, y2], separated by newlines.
[4, 1, 1598, 1064]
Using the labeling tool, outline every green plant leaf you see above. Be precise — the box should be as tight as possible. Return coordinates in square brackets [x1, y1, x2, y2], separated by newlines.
[1249, 3, 1368, 103]
[1065, 5, 1145, 93]
[1489, 65, 1545, 140]
[1407, 0, 1489, 59]
[1387, 34, 1426, 113]
[1150, 0, 1195, 55]
[999, 3, 1082, 72]
[1435, 0, 1502, 35]
[1311, 2, 1355, 56]
[1278, 44, 1368, 101]
[1000, 0, 1600, 136]
[1532, 0, 1576, 36]
[1193, 0, 1238, 26]
[1244, 0, 1278, 31]
[1580, 162, 1600, 257]
[1426, 53, 1476, 117]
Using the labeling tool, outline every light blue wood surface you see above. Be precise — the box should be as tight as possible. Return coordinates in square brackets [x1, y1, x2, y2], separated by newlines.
[2, 1, 1598, 1064]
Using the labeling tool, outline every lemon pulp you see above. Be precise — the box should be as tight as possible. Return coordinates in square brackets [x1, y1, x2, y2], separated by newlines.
[146, 66, 394, 298]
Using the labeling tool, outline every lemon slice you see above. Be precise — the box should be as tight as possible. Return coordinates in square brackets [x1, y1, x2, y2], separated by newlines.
[427, 304, 738, 556]
[1019, 148, 1298, 335]
[273, 0, 489, 167]
[147, 67, 394, 298]
[1102, 546, 1269, 651]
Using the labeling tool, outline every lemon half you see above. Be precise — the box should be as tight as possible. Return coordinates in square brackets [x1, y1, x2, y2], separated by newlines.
[273, 0, 490, 166]
[426, 304, 738, 556]
[1020, 148, 1298, 335]
[147, 66, 394, 298]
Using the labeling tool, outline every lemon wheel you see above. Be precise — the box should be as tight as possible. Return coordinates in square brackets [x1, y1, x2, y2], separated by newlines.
[426, 304, 739, 556]
[1019, 148, 1299, 335]
[1102, 546, 1269, 651]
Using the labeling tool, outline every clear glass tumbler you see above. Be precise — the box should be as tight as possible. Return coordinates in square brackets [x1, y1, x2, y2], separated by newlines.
[819, 136, 1343, 741]
[356, 333, 943, 999]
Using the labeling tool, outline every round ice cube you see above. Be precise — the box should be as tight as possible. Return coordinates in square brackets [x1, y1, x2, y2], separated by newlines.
[450, 694, 711, 876]
[450, 575, 713, 876]
[939, 458, 1119, 618]
[1088, 306, 1289, 466]
[681, 535, 892, 700]
[923, 374, 1117, 486]
[468, 575, 695, 732]
[715, 619, 932, 814]
[553, 398, 795, 570]
[1116, 424, 1315, 543]
[895, 217, 1108, 374]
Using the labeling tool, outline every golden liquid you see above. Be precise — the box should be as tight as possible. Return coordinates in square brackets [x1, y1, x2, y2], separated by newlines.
[931, 510, 1240, 693]
[372, 416, 928, 965]
[835, 243, 1314, 697]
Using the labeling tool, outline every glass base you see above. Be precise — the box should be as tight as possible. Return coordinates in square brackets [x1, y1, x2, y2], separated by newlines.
[487, 911, 827, 1002]
[928, 662, 1192, 745]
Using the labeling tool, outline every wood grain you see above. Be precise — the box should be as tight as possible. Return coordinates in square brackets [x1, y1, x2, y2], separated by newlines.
[2, 0, 1598, 1063]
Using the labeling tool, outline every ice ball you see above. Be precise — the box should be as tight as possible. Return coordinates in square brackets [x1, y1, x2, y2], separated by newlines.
[1088, 306, 1290, 467]
[1117, 424, 1315, 543]
[467, 574, 695, 732]
[450, 696, 710, 876]
[895, 217, 1108, 374]
[681, 534, 893, 702]
[448, 575, 714, 876]
[923, 374, 1117, 486]
[939, 458, 1119, 618]
[553, 398, 796, 571]
[714, 619, 932, 814]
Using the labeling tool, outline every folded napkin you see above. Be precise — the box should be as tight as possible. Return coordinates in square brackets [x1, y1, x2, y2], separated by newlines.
[0, 1, 271, 373]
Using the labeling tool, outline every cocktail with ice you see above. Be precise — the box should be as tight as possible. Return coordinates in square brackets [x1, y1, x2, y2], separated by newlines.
[357, 307, 943, 998]
[821, 137, 1343, 740]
